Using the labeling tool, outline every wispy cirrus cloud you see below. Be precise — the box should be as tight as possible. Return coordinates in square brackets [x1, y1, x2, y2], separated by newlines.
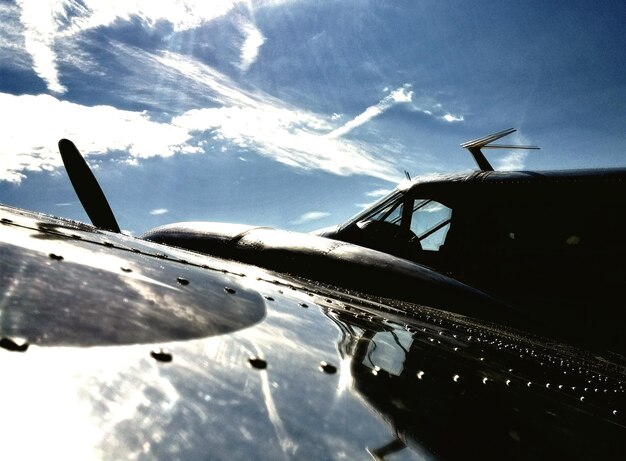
[0, 48, 401, 184]
[492, 132, 534, 170]
[149, 208, 169, 215]
[495, 152, 527, 170]
[153, 51, 401, 181]
[237, 19, 266, 71]
[327, 84, 465, 140]
[16, 0, 69, 93]
[13, 0, 262, 93]
[365, 188, 392, 198]
[291, 211, 330, 225]
[327, 85, 413, 138]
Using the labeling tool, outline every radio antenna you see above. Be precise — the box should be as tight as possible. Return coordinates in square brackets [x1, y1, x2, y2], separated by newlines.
[460, 128, 539, 171]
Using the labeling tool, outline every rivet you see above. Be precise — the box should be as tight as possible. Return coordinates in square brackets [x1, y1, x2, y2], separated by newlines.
[482, 377, 489, 385]
[417, 371, 425, 380]
[264, 296, 275, 301]
[299, 302, 308, 308]
[248, 356, 267, 369]
[506, 379, 511, 386]
[177, 277, 189, 286]
[0, 336, 29, 352]
[48, 253, 64, 261]
[453, 374, 461, 383]
[371, 366, 383, 376]
[319, 361, 337, 374]
[224, 287, 236, 294]
[150, 348, 172, 362]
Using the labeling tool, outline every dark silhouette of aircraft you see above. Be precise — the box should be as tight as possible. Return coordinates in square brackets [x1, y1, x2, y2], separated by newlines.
[0, 134, 624, 460]
[319, 129, 626, 353]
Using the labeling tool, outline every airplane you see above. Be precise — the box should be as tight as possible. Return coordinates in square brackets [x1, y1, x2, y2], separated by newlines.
[318, 129, 626, 354]
[0, 135, 624, 460]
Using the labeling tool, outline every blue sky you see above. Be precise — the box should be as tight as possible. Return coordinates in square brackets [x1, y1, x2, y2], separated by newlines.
[1, 0, 625, 235]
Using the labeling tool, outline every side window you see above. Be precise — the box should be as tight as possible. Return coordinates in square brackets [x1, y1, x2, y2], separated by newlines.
[410, 199, 452, 251]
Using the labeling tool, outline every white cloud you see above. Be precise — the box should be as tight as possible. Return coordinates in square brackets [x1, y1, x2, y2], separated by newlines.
[173, 105, 398, 179]
[0, 45, 404, 184]
[238, 19, 266, 71]
[327, 84, 414, 138]
[16, 0, 69, 93]
[291, 211, 330, 225]
[153, 51, 400, 181]
[0, 3, 32, 71]
[494, 152, 528, 171]
[366, 188, 392, 198]
[441, 113, 464, 122]
[492, 131, 534, 170]
[13, 0, 261, 93]
[0, 92, 195, 183]
[149, 208, 169, 215]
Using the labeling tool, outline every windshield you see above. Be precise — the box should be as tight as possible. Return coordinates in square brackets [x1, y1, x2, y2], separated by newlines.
[0, 2, 624, 236]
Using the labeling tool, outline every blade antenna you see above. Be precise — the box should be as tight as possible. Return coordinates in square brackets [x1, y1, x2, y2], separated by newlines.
[58, 139, 121, 233]
[460, 128, 540, 171]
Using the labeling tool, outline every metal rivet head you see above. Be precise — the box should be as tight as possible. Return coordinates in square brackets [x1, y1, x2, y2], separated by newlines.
[48, 253, 64, 261]
[177, 277, 189, 286]
[248, 356, 267, 369]
[453, 374, 461, 383]
[224, 287, 236, 294]
[151, 348, 173, 362]
[264, 296, 275, 301]
[299, 302, 309, 308]
[319, 361, 337, 374]
[0, 336, 29, 352]
[417, 371, 425, 380]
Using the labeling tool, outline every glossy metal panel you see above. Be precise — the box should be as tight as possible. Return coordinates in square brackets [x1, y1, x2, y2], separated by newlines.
[0, 206, 624, 460]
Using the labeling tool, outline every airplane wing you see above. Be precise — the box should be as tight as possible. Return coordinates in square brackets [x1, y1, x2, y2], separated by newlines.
[0, 204, 624, 460]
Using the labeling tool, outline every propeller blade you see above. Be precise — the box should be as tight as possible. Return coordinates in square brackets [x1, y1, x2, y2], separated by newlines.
[58, 139, 121, 233]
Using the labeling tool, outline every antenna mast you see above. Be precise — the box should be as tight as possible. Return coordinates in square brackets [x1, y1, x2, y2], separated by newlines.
[460, 128, 539, 171]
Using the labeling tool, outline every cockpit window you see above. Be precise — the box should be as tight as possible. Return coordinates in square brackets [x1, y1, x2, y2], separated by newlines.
[409, 200, 452, 251]
[355, 192, 404, 227]
[370, 200, 403, 225]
